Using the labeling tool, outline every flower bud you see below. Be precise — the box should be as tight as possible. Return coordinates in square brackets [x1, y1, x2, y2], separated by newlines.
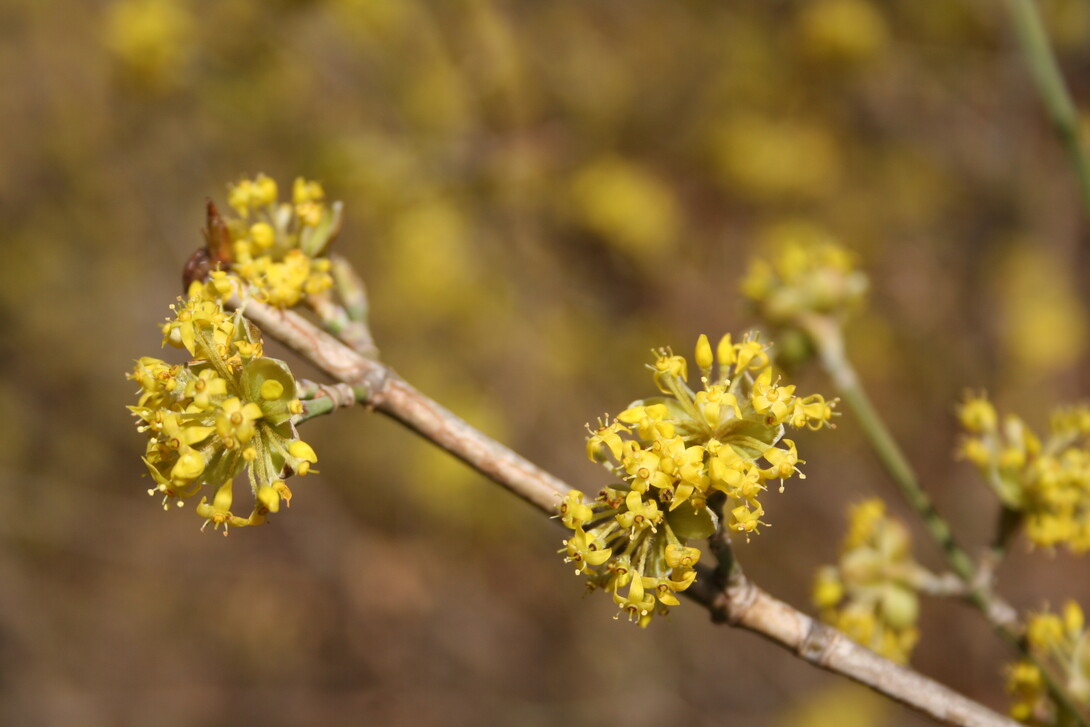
[694, 334, 713, 371]
[880, 585, 919, 630]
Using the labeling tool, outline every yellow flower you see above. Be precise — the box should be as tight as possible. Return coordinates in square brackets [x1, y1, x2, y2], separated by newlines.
[958, 393, 998, 433]
[761, 440, 804, 489]
[216, 397, 264, 448]
[651, 351, 688, 393]
[731, 503, 767, 535]
[612, 573, 656, 628]
[558, 490, 594, 529]
[751, 369, 797, 424]
[615, 490, 662, 535]
[586, 418, 629, 462]
[1006, 660, 1049, 725]
[561, 528, 613, 575]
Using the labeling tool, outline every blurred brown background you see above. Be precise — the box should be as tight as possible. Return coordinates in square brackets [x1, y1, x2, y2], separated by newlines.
[3, 0, 1090, 725]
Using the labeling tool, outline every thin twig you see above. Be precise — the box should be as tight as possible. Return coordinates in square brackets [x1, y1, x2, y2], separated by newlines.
[307, 254, 379, 358]
[801, 312, 1087, 726]
[236, 296, 1018, 727]
[802, 318, 981, 584]
[235, 296, 568, 513]
[1005, 0, 1090, 219]
[295, 379, 366, 425]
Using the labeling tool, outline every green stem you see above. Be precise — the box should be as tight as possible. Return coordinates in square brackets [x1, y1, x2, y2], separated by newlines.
[1005, 0, 1090, 219]
[803, 315, 976, 582]
[295, 383, 370, 425]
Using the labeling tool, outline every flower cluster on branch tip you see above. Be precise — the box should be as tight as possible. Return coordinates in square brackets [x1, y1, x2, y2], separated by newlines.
[218, 173, 342, 308]
[813, 499, 928, 664]
[958, 393, 1090, 553]
[560, 333, 836, 626]
[1007, 601, 1090, 725]
[742, 226, 867, 328]
[127, 273, 318, 533]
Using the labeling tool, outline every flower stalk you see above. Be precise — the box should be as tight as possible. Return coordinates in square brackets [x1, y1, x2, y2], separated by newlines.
[1004, 0, 1090, 221]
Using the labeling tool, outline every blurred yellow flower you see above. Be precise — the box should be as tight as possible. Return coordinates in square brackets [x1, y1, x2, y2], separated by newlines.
[997, 243, 1088, 376]
[796, 0, 889, 66]
[713, 114, 841, 201]
[104, 0, 193, 91]
[568, 157, 679, 258]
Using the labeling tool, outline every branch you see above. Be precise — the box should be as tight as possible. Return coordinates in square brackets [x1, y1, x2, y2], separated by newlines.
[234, 297, 568, 513]
[237, 297, 1018, 727]
[1005, 0, 1090, 220]
[687, 569, 1016, 727]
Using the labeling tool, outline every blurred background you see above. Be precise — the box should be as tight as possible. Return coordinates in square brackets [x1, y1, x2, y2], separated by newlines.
[3, 0, 1090, 724]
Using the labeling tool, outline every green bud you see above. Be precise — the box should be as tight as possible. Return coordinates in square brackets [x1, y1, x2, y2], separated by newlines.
[880, 585, 919, 630]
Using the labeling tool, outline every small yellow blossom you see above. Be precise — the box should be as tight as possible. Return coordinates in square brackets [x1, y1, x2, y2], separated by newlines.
[586, 417, 629, 462]
[1007, 660, 1051, 725]
[216, 397, 264, 448]
[959, 393, 998, 433]
[561, 528, 613, 575]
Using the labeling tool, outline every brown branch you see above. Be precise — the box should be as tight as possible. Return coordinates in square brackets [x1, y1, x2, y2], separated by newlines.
[236, 297, 1019, 727]
[234, 297, 568, 513]
[687, 568, 1015, 727]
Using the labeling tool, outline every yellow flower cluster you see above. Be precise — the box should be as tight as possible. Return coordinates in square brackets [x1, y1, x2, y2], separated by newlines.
[222, 174, 341, 308]
[127, 275, 318, 533]
[957, 393, 1090, 552]
[1008, 601, 1090, 724]
[742, 229, 867, 326]
[813, 499, 925, 664]
[562, 333, 836, 626]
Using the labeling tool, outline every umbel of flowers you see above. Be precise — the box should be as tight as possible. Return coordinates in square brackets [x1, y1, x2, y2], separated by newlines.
[812, 499, 927, 664]
[561, 333, 836, 626]
[218, 174, 342, 308]
[957, 394, 1090, 553]
[127, 273, 318, 533]
[741, 226, 868, 327]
